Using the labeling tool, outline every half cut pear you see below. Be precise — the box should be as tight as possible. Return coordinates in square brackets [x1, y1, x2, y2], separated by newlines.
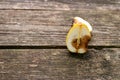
[66, 17, 92, 54]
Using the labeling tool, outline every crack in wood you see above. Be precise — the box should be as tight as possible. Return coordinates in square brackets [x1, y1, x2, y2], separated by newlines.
[0, 45, 119, 49]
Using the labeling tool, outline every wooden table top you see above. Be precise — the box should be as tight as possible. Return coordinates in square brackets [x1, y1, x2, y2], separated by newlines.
[0, 0, 120, 80]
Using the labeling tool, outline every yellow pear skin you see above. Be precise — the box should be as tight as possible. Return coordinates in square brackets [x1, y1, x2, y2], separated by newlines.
[66, 17, 92, 54]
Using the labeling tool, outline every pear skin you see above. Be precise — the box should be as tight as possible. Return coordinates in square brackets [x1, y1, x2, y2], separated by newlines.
[66, 17, 92, 54]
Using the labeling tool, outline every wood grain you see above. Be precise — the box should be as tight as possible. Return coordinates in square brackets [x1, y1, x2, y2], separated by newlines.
[0, 0, 119, 10]
[0, 0, 119, 80]
[0, 48, 120, 80]
[0, 24, 119, 46]
[0, 9, 119, 46]
[0, 9, 120, 26]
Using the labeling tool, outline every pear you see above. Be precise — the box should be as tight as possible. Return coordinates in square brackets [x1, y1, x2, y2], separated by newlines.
[66, 17, 92, 54]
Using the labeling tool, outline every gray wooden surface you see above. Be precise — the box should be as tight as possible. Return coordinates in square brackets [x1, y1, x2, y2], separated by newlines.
[0, 49, 120, 80]
[0, 0, 120, 80]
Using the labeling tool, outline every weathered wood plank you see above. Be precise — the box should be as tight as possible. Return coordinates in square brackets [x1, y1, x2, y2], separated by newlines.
[0, 9, 119, 46]
[0, 48, 120, 80]
[0, 24, 119, 46]
[0, 9, 120, 26]
[0, 0, 119, 10]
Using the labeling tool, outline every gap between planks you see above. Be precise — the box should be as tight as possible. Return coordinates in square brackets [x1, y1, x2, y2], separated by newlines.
[0, 45, 119, 49]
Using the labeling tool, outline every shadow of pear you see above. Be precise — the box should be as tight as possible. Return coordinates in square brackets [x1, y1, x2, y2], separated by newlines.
[68, 50, 93, 60]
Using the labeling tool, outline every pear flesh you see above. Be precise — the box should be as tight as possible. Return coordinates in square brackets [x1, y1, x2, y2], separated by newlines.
[66, 17, 92, 54]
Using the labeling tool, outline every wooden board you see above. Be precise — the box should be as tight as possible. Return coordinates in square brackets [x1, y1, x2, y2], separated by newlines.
[0, 25, 119, 46]
[0, 0, 119, 80]
[0, 9, 120, 26]
[0, 48, 120, 80]
[0, 0, 119, 46]
[0, 9, 119, 46]
[0, 0, 119, 10]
